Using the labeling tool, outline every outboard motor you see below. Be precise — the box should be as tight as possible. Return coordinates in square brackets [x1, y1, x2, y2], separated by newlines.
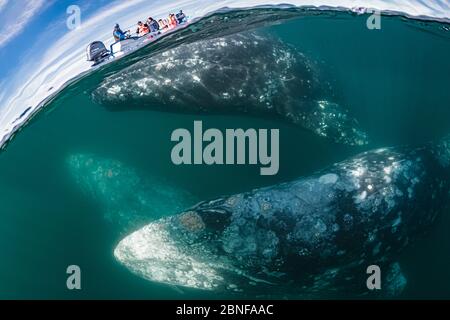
[86, 41, 110, 65]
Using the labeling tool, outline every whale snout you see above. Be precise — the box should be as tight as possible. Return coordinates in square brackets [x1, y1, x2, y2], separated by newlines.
[114, 217, 227, 291]
[114, 207, 268, 293]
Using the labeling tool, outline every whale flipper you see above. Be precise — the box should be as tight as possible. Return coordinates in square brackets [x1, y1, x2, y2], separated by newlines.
[288, 100, 368, 146]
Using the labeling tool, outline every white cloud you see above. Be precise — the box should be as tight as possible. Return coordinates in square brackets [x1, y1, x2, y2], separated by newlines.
[0, 0, 9, 13]
[0, 0, 47, 48]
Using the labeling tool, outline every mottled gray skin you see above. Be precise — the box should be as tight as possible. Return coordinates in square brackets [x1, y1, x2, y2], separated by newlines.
[93, 33, 368, 146]
[115, 136, 450, 297]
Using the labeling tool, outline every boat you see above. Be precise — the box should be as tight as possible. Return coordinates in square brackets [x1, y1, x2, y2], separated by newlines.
[86, 13, 189, 68]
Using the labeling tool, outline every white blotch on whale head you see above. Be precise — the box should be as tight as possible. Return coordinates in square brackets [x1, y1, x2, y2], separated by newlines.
[351, 166, 366, 178]
[135, 79, 148, 90]
[107, 85, 122, 95]
[319, 173, 339, 184]
[356, 190, 368, 203]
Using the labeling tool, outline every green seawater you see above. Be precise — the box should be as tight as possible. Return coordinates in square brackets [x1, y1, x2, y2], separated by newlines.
[0, 11, 449, 299]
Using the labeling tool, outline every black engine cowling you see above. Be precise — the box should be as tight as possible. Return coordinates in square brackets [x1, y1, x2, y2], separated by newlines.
[86, 41, 109, 62]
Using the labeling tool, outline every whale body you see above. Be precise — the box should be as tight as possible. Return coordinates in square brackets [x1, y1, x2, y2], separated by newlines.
[114, 136, 450, 297]
[92, 33, 368, 146]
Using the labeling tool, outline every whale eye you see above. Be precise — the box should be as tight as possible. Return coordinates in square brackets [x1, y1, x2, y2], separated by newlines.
[197, 208, 232, 233]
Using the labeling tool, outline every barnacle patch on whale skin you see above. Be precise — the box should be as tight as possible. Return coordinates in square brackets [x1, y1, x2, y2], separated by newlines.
[260, 201, 272, 213]
[226, 196, 238, 207]
[178, 211, 205, 232]
[319, 173, 339, 185]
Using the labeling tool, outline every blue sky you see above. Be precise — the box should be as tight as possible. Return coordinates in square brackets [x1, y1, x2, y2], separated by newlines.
[0, 0, 171, 130]
[0, 0, 112, 79]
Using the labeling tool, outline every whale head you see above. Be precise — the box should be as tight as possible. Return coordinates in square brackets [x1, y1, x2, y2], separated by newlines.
[114, 205, 276, 293]
[115, 212, 228, 291]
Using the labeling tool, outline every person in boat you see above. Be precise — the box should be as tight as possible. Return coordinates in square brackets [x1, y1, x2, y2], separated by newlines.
[136, 21, 150, 36]
[168, 14, 178, 28]
[158, 19, 168, 29]
[176, 10, 186, 23]
[147, 17, 160, 33]
[113, 24, 129, 41]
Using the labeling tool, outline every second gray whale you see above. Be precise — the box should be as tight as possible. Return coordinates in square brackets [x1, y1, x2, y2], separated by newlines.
[115, 135, 450, 297]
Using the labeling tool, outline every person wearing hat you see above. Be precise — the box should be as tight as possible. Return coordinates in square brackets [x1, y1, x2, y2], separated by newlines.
[113, 24, 129, 41]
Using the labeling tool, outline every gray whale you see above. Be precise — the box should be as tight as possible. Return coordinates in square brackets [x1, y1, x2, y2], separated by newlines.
[114, 135, 450, 297]
[93, 33, 368, 146]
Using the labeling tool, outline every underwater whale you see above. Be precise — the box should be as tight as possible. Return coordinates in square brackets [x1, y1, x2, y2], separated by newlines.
[67, 154, 197, 232]
[92, 33, 368, 146]
[114, 135, 450, 297]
